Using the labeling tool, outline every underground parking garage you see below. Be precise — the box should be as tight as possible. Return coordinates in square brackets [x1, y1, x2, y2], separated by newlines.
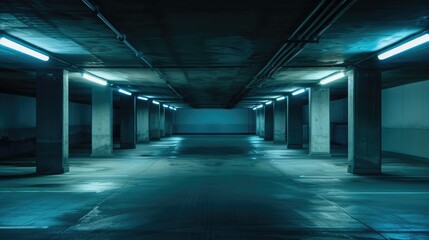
[1, 0, 429, 239]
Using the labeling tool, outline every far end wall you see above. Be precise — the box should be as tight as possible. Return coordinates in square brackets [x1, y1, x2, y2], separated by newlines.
[175, 108, 255, 134]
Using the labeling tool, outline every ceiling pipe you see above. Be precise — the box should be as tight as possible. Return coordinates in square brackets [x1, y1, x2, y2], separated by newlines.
[81, 0, 184, 101]
[226, 0, 356, 108]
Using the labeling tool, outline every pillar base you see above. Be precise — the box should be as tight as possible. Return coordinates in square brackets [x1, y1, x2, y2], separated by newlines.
[308, 152, 331, 158]
[287, 144, 302, 149]
[37, 167, 69, 175]
[91, 153, 114, 158]
[120, 143, 136, 149]
[348, 165, 381, 175]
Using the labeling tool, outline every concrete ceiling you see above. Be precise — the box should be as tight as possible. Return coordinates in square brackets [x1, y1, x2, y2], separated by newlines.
[0, 0, 428, 108]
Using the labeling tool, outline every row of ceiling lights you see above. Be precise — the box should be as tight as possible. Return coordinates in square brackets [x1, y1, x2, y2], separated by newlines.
[1, 31, 428, 111]
[252, 71, 346, 110]
[0, 35, 178, 110]
[252, 32, 429, 110]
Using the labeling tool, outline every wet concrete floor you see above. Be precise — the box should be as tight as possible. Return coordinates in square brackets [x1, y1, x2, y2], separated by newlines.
[0, 135, 428, 239]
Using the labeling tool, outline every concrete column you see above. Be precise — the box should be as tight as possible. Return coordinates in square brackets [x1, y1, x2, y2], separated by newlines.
[264, 104, 274, 141]
[149, 102, 161, 140]
[91, 87, 113, 157]
[36, 69, 69, 174]
[255, 108, 260, 136]
[259, 108, 265, 138]
[287, 96, 303, 149]
[309, 87, 331, 157]
[160, 105, 166, 137]
[120, 95, 136, 149]
[170, 110, 175, 134]
[273, 99, 287, 143]
[136, 99, 150, 143]
[165, 109, 172, 137]
[348, 69, 382, 174]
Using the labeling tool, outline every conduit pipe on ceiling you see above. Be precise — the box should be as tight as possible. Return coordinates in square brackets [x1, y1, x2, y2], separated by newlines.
[81, 0, 183, 101]
[226, 0, 356, 108]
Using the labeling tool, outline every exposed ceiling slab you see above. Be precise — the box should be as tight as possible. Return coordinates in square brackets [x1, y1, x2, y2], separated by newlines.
[0, 0, 428, 108]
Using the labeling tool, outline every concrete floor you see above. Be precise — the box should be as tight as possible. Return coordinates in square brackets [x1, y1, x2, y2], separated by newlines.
[0, 135, 429, 240]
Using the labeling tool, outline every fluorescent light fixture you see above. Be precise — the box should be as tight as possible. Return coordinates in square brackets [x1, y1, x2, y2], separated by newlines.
[256, 105, 263, 109]
[292, 88, 306, 96]
[252, 107, 257, 110]
[169, 106, 174, 109]
[152, 100, 160, 105]
[265, 101, 272, 105]
[378, 34, 429, 60]
[82, 73, 107, 86]
[319, 72, 346, 85]
[137, 96, 148, 101]
[276, 96, 285, 101]
[173, 108, 177, 111]
[163, 104, 168, 108]
[0, 37, 49, 61]
[118, 89, 132, 96]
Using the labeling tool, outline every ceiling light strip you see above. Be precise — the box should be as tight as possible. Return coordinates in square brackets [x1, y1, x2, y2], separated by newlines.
[378, 33, 429, 60]
[82, 73, 108, 86]
[0, 37, 49, 61]
[292, 89, 306, 96]
[319, 72, 346, 85]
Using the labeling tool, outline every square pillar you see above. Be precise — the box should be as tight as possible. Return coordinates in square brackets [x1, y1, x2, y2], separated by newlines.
[136, 99, 150, 143]
[273, 99, 287, 143]
[348, 69, 382, 174]
[36, 69, 69, 174]
[165, 109, 172, 137]
[255, 108, 260, 136]
[91, 87, 113, 157]
[149, 102, 161, 140]
[120, 95, 136, 149]
[287, 96, 303, 149]
[259, 108, 265, 138]
[160, 105, 166, 137]
[309, 87, 331, 157]
[264, 104, 274, 141]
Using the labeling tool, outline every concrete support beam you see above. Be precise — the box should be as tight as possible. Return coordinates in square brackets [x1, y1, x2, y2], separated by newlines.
[136, 99, 150, 143]
[160, 105, 166, 137]
[264, 104, 274, 141]
[91, 87, 113, 157]
[309, 87, 331, 157]
[287, 96, 303, 149]
[348, 69, 382, 174]
[165, 109, 172, 137]
[273, 99, 287, 143]
[36, 69, 69, 174]
[255, 108, 260, 136]
[149, 102, 161, 140]
[259, 108, 265, 138]
[120, 95, 136, 149]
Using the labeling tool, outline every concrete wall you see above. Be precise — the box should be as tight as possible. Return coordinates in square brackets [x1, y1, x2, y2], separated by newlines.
[382, 80, 429, 159]
[175, 108, 254, 134]
[0, 93, 91, 159]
